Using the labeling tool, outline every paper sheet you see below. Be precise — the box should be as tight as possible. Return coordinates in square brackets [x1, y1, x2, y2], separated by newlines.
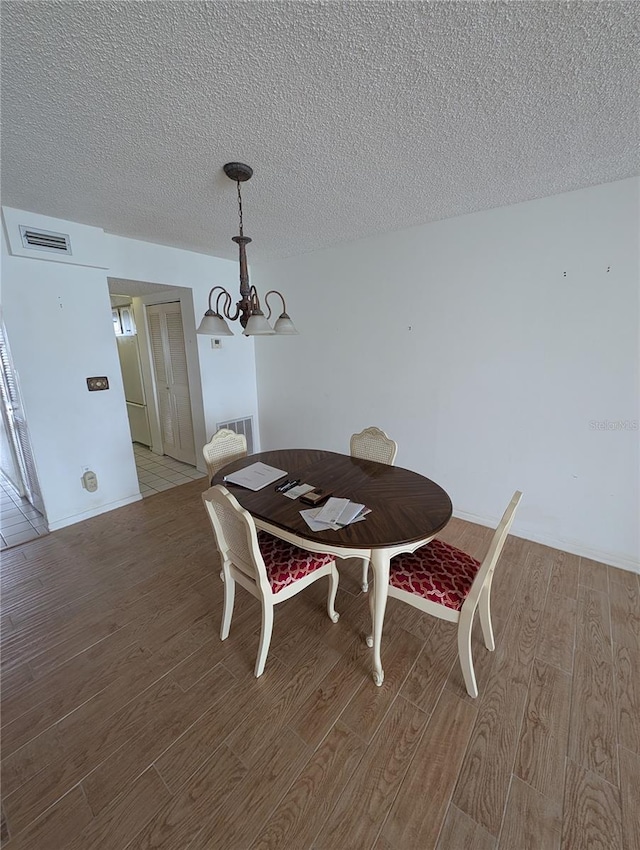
[300, 508, 341, 532]
[283, 483, 315, 499]
[223, 462, 287, 491]
[300, 505, 370, 532]
[313, 497, 350, 525]
[314, 497, 366, 526]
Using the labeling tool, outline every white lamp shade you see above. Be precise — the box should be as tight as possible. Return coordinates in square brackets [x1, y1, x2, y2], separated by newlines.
[274, 313, 298, 335]
[196, 312, 234, 336]
[243, 313, 275, 335]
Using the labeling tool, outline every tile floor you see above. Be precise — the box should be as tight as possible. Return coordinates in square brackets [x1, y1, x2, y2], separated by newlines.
[133, 443, 207, 497]
[0, 447, 206, 551]
[0, 473, 47, 550]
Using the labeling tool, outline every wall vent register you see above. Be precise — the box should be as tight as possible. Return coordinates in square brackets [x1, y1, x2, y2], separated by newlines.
[216, 416, 254, 454]
[19, 225, 72, 255]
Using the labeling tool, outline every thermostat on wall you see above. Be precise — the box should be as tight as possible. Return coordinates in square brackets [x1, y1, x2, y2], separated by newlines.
[87, 376, 109, 391]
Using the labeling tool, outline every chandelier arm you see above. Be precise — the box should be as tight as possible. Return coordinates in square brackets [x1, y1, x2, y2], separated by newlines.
[248, 285, 262, 312]
[207, 285, 230, 312]
[214, 289, 234, 318]
[226, 299, 243, 322]
[263, 290, 286, 321]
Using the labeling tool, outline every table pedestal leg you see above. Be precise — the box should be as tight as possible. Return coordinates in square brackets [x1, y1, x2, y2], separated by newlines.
[369, 548, 390, 686]
[366, 575, 375, 648]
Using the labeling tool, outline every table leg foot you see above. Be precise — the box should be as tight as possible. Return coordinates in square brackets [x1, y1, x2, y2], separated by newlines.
[365, 634, 373, 648]
[373, 669, 384, 687]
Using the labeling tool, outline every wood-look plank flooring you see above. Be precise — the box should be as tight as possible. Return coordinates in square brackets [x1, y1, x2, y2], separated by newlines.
[1, 480, 638, 849]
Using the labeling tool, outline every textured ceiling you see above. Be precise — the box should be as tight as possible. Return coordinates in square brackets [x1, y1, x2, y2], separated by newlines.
[2, 1, 639, 260]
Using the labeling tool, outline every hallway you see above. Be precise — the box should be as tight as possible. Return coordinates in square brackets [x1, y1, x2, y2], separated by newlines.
[133, 443, 207, 497]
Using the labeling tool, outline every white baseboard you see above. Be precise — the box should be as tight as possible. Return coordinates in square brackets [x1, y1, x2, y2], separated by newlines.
[453, 509, 640, 575]
[47, 492, 143, 531]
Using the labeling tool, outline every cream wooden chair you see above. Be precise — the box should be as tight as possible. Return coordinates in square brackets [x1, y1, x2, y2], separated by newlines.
[202, 428, 247, 479]
[202, 485, 340, 677]
[350, 426, 398, 467]
[383, 491, 522, 698]
[350, 426, 398, 591]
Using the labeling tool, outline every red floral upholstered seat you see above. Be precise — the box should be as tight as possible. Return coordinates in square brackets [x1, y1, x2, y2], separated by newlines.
[390, 539, 481, 611]
[257, 531, 334, 594]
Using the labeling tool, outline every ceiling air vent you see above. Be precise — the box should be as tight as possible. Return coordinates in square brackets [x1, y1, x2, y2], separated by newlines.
[19, 225, 72, 255]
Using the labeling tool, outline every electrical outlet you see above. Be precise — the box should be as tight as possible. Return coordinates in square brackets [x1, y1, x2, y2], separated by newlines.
[81, 470, 98, 492]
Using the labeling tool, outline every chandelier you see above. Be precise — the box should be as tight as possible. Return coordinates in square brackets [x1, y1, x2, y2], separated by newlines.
[196, 162, 297, 337]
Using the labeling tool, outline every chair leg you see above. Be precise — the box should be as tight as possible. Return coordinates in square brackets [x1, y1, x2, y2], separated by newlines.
[457, 608, 479, 699]
[220, 568, 235, 641]
[361, 558, 369, 593]
[479, 585, 495, 651]
[327, 564, 340, 623]
[255, 600, 274, 678]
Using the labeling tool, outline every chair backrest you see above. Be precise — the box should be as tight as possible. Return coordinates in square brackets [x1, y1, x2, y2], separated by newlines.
[202, 428, 248, 478]
[463, 491, 523, 612]
[201, 485, 270, 592]
[350, 426, 398, 466]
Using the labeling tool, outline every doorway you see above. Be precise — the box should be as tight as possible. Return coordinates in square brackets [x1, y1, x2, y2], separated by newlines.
[0, 323, 48, 548]
[107, 277, 207, 499]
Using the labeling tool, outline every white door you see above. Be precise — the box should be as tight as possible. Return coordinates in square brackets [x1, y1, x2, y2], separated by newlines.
[146, 302, 196, 464]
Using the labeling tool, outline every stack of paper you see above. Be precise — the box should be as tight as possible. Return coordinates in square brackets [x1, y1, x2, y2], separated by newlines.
[300, 497, 369, 532]
[223, 462, 287, 491]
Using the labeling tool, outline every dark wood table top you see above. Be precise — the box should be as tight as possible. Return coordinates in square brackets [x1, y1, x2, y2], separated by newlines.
[212, 448, 453, 550]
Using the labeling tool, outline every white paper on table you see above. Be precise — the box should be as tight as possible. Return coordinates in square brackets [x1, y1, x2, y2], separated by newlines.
[223, 462, 287, 491]
[283, 483, 315, 500]
[314, 497, 368, 527]
[313, 497, 350, 525]
[349, 512, 369, 524]
[299, 506, 370, 532]
[335, 502, 366, 525]
[300, 508, 340, 532]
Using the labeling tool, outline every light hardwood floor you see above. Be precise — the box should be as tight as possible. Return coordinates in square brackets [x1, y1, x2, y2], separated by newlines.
[1, 479, 638, 849]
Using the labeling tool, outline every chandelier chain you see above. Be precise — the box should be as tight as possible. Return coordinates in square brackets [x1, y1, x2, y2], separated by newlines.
[236, 180, 244, 237]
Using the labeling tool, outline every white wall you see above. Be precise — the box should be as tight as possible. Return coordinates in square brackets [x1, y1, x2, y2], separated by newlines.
[253, 178, 640, 571]
[1, 211, 260, 531]
[1, 216, 141, 529]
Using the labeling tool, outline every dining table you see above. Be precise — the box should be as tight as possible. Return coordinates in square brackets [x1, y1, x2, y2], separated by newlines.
[212, 448, 453, 685]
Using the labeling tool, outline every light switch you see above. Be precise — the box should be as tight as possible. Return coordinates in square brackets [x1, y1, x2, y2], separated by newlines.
[87, 376, 109, 391]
